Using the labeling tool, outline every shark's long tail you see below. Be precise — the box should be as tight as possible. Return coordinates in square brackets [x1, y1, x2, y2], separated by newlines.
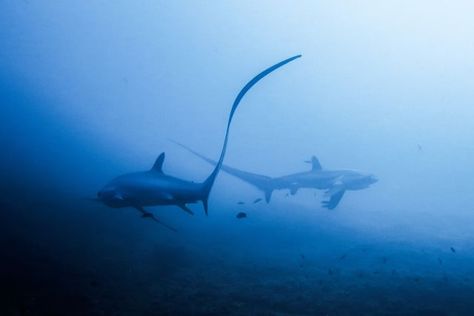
[171, 140, 275, 203]
[199, 54, 301, 215]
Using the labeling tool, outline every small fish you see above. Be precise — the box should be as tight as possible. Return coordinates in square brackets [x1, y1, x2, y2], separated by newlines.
[237, 201, 245, 205]
[417, 144, 423, 152]
[450, 247, 456, 253]
[300, 254, 305, 260]
[438, 257, 443, 265]
[382, 257, 388, 264]
[236, 212, 247, 219]
[338, 254, 347, 261]
[253, 198, 262, 204]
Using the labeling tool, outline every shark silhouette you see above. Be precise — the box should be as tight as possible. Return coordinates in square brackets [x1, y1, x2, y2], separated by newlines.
[171, 145, 377, 210]
[97, 55, 302, 230]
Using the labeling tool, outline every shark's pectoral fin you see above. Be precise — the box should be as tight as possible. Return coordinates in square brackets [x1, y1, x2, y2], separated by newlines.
[289, 184, 299, 195]
[322, 184, 346, 210]
[178, 204, 194, 216]
[325, 182, 342, 196]
[134, 205, 177, 232]
[264, 189, 273, 203]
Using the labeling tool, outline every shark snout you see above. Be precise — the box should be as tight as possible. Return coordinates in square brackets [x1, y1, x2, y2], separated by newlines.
[97, 188, 112, 200]
[97, 186, 127, 208]
[368, 175, 378, 184]
[96, 190, 110, 205]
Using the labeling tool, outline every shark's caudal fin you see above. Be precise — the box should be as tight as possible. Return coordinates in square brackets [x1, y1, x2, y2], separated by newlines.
[171, 140, 275, 203]
[200, 54, 302, 215]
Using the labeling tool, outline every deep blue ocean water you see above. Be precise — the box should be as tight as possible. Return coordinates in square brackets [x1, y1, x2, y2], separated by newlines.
[2, 1, 474, 315]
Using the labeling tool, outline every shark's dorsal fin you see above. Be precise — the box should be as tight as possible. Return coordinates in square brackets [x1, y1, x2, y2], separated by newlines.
[311, 156, 322, 171]
[305, 156, 322, 171]
[151, 153, 165, 173]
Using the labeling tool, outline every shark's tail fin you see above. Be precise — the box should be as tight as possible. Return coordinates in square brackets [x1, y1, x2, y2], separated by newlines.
[200, 54, 302, 215]
[171, 140, 275, 205]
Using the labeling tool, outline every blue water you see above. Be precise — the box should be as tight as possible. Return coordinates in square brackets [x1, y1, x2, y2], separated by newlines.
[2, 1, 474, 315]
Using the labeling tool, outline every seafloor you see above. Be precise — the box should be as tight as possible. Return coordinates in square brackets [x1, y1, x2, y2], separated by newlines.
[1, 185, 474, 316]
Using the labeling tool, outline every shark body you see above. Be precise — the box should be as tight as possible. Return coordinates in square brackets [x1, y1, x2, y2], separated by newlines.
[172, 146, 377, 210]
[97, 55, 302, 230]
